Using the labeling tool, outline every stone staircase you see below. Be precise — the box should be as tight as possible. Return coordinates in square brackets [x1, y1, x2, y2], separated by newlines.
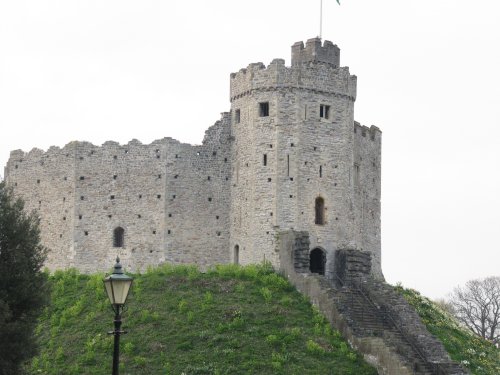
[333, 280, 468, 375]
[334, 285, 436, 375]
[318, 276, 467, 375]
[277, 230, 469, 375]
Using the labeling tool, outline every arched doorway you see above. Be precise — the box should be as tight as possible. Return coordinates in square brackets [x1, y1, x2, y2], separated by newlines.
[310, 248, 326, 275]
[234, 245, 239, 265]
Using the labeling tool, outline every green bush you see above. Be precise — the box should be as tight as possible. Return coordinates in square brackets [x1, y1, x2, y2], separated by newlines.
[260, 287, 272, 303]
[306, 339, 325, 355]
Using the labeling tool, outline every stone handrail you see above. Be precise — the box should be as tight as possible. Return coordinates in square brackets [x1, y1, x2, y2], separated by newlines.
[334, 274, 448, 375]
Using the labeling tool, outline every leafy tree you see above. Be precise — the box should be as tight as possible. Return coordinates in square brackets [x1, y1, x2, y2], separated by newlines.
[449, 276, 500, 345]
[0, 182, 48, 375]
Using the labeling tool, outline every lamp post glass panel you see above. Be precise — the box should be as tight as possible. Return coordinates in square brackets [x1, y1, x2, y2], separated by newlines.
[103, 257, 133, 375]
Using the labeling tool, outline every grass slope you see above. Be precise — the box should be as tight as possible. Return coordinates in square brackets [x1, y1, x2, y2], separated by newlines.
[28, 264, 377, 375]
[395, 285, 500, 375]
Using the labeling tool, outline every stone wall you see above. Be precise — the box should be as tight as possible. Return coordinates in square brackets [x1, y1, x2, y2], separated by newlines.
[4, 114, 232, 272]
[4, 38, 382, 277]
[165, 114, 232, 269]
[353, 122, 382, 278]
[71, 138, 167, 272]
[333, 249, 372, 284]
[6, 145, 77, 269]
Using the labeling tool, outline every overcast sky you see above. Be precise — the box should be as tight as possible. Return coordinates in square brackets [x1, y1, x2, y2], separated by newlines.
[1, 0, 499, 299]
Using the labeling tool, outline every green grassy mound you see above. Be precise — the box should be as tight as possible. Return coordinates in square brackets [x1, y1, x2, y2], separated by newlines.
[28, 264, 377, 375]
[395, 285, 500, 375]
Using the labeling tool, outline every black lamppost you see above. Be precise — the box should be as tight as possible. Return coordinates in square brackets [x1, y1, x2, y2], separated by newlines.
[103, 257, 133, 375]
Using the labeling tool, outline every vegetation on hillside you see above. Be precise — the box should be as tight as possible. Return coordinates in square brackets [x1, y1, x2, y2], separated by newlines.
[28, 264, 377, 375]
[395, 285, 500, 375]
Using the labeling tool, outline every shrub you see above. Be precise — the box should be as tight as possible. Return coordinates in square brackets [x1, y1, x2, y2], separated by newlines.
[306, 339, 325, 355]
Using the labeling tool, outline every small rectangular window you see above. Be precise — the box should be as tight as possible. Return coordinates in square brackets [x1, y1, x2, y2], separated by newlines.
[113, 227, 124, 247]
[354, 164, 360, 186]
[259, 102, 269, 117]
[235, 109, 241, 124]
[320, 104, 330, 119]
[263, 154, 267, 166]
[315, 197, 325, 225]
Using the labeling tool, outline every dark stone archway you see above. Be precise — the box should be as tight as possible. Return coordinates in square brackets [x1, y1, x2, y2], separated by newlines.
[309, 248, 326, 275]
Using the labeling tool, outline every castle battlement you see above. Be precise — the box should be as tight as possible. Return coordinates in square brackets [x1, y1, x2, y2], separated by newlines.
[291, 37, 340, 67]
[6, 130, 232, 167]
[230, 39, 355, 102]
[354, 122, 382, 142]
[6, 145, 75, 174]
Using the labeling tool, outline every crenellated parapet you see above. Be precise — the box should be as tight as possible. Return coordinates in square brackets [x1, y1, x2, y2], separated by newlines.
[229, 39, 356, 103]
[6, 139, 167, 170]
[5, 143, 79, 182]
[6, 111, 233, 182]
[353, 122, 382, 142]
[291, 37, 340, 67]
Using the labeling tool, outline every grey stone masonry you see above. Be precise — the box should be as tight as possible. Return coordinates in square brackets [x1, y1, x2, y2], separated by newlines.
[277, 230, 468, 375]
[291, 38, 340, 67]
[4, 116, 232, 272]
[333, 249, 372, 285]
[5, 38, 382, 276]
[229, 38, 381, 280]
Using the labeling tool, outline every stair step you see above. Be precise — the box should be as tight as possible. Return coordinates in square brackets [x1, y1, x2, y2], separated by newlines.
[326, 284, 467, 375]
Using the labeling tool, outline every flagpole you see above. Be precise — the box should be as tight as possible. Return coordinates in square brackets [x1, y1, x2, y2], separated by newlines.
[319, 0, 323, 39]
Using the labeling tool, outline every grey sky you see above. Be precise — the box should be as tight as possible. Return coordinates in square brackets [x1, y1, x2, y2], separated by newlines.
[1, 0, 499, 299]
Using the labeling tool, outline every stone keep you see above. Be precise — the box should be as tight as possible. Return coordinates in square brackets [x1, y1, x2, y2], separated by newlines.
[4, 38, 382, 279]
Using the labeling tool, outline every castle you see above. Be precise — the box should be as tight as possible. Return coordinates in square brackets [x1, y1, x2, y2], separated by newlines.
[6, 39, 474, 374]
[4, 38, 382, 281]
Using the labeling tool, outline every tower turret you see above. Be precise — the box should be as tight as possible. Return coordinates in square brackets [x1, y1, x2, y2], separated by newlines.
[229, 38, 381, 280]
[291, 37, 340, 67]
